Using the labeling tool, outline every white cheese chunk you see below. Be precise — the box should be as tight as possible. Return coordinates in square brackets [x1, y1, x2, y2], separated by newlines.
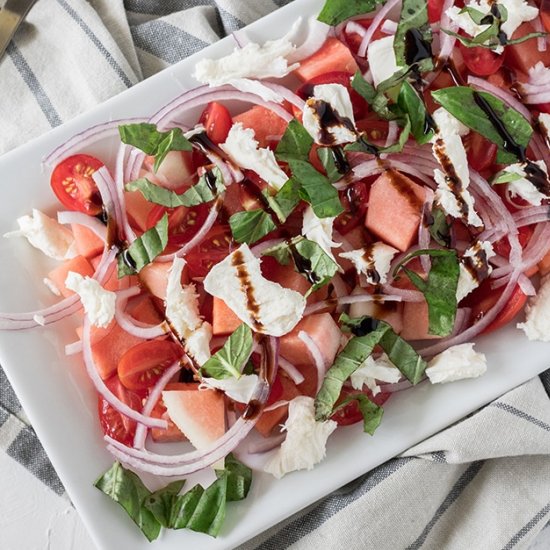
[504, 161, 550, 206]
[200, 374, 259, 404]
[539, 113, 550, 147]
[302, 206, 340, 263]
[65, 272, 116, 328]
[433, 108, 470, 138]
[228, 78, 285, 103]
[517, 275, 550, 341]
[350, 353, 402, 396]
[367, 36, 401, 88]
[203, 244, 306, 337]
[264, 396, 337, 478]
[426, 343, 487, 384]
[339, 242, 398, 285]
[193, 35, 299, 87]
[220, 123, 288, 190]
[4, 209, 76, 261]
[302, 83, 357, 145]
[456, 240, 495, 302]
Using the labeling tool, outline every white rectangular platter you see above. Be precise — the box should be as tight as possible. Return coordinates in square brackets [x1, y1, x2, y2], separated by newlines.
[0, 0, 548, 548]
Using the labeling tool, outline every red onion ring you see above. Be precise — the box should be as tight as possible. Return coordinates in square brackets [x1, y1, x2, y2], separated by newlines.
[418, 189, 435, 273]
[247, 432, 286, 454]
[115, 287, 168, 339]
[297, 330, 326, 395]
[358, 0, 401, 57]
[287, 16, 331, 63]
[57, 211, 107, 242]
[278, 357, 305, 385]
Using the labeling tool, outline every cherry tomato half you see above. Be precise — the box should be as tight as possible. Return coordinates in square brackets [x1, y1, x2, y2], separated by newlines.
[50, 154, 104, 215]
[459, 43, 505, 77]
[118, 340, 183, 391]
[464, 132, 498, 172]
[185, 225, 233, 278]
[199, 102, 233, 145]
[330, 386, 391, 427]
[335, 181, 370, 235]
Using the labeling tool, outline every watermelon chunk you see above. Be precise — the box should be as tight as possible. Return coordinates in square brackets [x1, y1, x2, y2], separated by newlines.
[349, 286, 404, 334]
[71, 224, 104, 259]
[212, 297, 242, 336]
[400, 300, 441, 341]
[125, 190, 155, 232]
[139, 261, 189, 301]
[48, 255, 95, 298]
[233, 106, 289, 148]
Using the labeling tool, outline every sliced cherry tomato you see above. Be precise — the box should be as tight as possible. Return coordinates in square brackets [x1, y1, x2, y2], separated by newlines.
[147, 203, 210, 247]
[185, 225, 233, 278]
[459, 43, 505, 76]
[50, 154, 104, 215]
[335, 181, 370, 235]
[330, 386, 391, 427]
[493, 225, 535, 259]
[355, 117, 390, 143]
[118, 340, 183, 391]
[343, 19, 385, 54]
[266, 375, 284, 406]
[98, 377, 142, 445]
[464, 132, 498, 172]
[428, 0, 445, 23]
[199, 102, 233, 145]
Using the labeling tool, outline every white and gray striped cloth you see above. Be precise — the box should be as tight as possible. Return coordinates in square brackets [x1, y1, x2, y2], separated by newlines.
[0, 1, 549, 548]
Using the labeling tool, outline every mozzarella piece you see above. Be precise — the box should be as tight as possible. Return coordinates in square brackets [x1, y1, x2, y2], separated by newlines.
[193, 35, 299, 87]
[504, 161, 550, 206]
[220, 123, 288, 190]
[456, 240, 495, 302]
[264, 396, 337, 478]
[339, 242, 398, 285]
[302, 206, 340, 263]
[200, 374, 259, 404]
[350, 353, 402, 396]
[367, 35, 401, 88]
[426, 343, 487, 383]
[433, 108, 470, 138]
[302, 83, 357, 145]
[517, 275, 550, 341]
[539, 113, 550, 147]
[4, 209, 76, 261]
[65, 272, 116, 328]
[203, 244, 306, 337]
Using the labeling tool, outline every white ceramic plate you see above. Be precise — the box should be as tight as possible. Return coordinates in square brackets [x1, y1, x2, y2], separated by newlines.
[0, 1, 549, 548]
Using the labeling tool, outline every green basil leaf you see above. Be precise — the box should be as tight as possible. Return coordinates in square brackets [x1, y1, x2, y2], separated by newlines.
[317, 147, 347, 183]
[165, 486, 205, 530]
[94, 462, 162, 542]
[351, 72, 399, 121]
[184, 477, 227, 537]
[288, 159, 344, 218]
[398, 81, 435, 144]
[119, 123, 192, 172]
[393, 0, 433, 72]
[461, 6, 491, 24]
[263, 178, 302, 223]
[346, 116, 411, 155]
[428, 206, 451, 247]
[275, 119, 313, 163]
[201, 324, 253, 380]
[332, 393, 384, 434]
[126, 167, 225, 207]
[263, 236, 339, 294]
[503, 32, 547, 46]
[117, 213, 169, 277]
[493, 170, 523, 184]
[317, 0, 382, 26]
[143, 480, 186, 528]
[431, 86, 533, 163]
[215, 453, 252, 502]
[229, 209, 277, 244]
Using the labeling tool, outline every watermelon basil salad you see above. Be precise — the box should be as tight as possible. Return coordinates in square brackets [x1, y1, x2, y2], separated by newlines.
[2, 0, 550, 541]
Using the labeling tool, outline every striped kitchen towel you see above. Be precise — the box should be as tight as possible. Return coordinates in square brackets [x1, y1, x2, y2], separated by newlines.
[0, 1, 549, 549]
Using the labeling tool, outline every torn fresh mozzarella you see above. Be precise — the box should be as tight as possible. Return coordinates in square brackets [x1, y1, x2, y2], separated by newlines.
[504, 161, 550, 206]
[65, 272, 116, 328]
[264, 396, 337, 478]
[339, 242, 398, 285]
[166, 258, 211, 366]
[228, 78, 285, 103]
[193, 35, 299, 87]
[350, 353, 402, 396]
[539, 113, 550, 147]
[302, 83, 357, 146]
[220, 123, 288, 190]
[426, 343, 487, 383]
[200, 374, 259, 404]
[456, 240, 495, 302]
[4, 209, 76, 261]
[432, 109, 482, 227]
[521, 62, 550, 96]
[367, 35, 401, 88]
[302, 206, 340, 263]
[203, 244, 306, 337]
[518, 275, 550, 341]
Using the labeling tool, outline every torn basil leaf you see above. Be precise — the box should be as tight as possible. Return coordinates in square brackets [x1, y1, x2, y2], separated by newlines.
[351, 72, 399, 122]
[117, 213, 168, 277]
[332, 393, 384, 434]
[216, 453, 253, 502]
[493, 170, 524, 184]
[119, 123, 192, 172]
[263, 178, 302, 223]
[126, 167, 225, 207]
[201, 324, 253, 380]
[346, 116, 411, 155]
[317, 147, 348, 183]
[229, 209, 277, 244]
[263, 236, 339, 294]
[317, 0, 383, 26]
[429, 206, 451, 248]
[394, 249, 460, 337]
[275, 119, 313, 163]
[398, 81, 435, 144]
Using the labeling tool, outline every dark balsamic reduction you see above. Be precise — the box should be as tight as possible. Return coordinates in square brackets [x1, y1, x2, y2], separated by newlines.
[386, 169, 425, 211]
[309, 100, 356, 146]
[462, 244, 490, 285]
[356, 135, 380, 156]
[289, 242, 320, 284]
[331, 146, 351, 175]
[121, 248, 137, 270]
[243, 399, 262, 420]
[404, 28, 433, 66]
[524, 162, 550, 196]
[203, 169, 218, 193]
[232, 249, 264, 332]
[361, 244, 381, 284]
[189, 131, 222, 156]
[350, 317, 380, 337]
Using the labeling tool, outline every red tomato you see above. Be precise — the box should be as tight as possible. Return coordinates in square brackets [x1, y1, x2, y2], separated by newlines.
[459, 43, 505, 76]
[464, 132, 498, 172]
[330, 386, 391, 427]
[335, 181, 370, 235]
[428, 0, 445, 23]
[506, 23, 550, 73]
[542, 0, 550, 33]
[355, 117, 390, 143]
[147, 203, 210, 246]
[343, 19, 385, 54]
[185, 225, 233, 278]
[266, 374, 284, 406]
[98, 377, 142, 445]
[50, 154, 104, 215]
[199, 102, 233, 145]
[118, 340, 183, 391]
[493, 225, 535, 258]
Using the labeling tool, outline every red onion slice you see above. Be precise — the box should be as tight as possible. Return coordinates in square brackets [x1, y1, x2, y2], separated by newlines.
[278, 357, 305, 385]
[358, 0, 401, 57]
[248, 432, 286, 454]
[57, 211, 107, 242]
[115, 287, 168, 339]
[304, 294, 403, 315]
[287, 16, 331, 63]
[418, 189, 435, 274]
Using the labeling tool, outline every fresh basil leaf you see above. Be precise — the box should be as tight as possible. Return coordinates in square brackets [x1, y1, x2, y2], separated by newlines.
[393, 0, 433, 72]
[317, 0, 382, 26]
[332, 393, 384, 434]
[126, 167, 225, 208]
[263, 236, 339, 294]
[229, 209, 277, 244]
[215, 453, 252, 502]
[117, 213, 169, 277]
[288, 159, 344, 218]
[395, 249, 460, 336]
[431, 87, 532, 164]
[503, 32, 547, 46]
[119, 123, 192, 172]
[317, 147, 345, 183]
[429, 206, 451, 247]
[493, 170, 523, 184]
[164, 486, 205, 530]
[346, 116, 411, 155]
[201, 324, 253, 380]
[351, 72, 398, 121]
[94, 462, 162, 542]
[461, 5, 491, 24]
[263, 178, 302, 223]
[143, 480, 186, 528]
[184, 476, 227, 537]
[398, 81, 435, 144]
[275, 119, 313, 163]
